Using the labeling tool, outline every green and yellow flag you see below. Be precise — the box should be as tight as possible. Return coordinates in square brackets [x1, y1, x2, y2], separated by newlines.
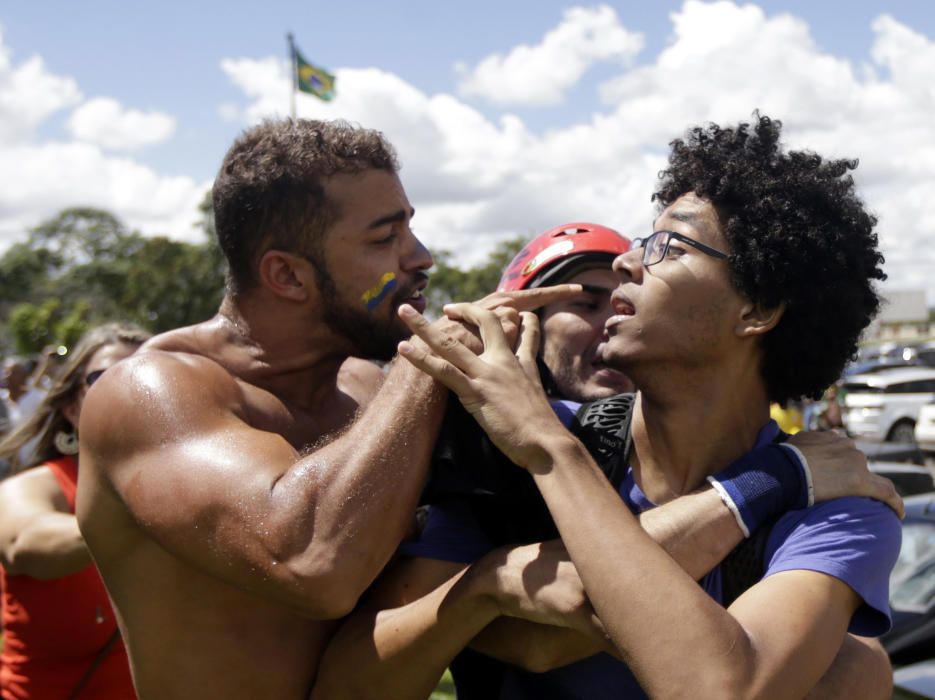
[293, 45, 335, 102]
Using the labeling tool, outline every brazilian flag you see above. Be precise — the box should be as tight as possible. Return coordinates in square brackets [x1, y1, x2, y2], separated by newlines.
[293, 46, 335, 102]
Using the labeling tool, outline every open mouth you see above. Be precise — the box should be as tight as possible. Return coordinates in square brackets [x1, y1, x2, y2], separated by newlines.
[610, 292, 635, 316]
[400, 282, 427, 313]
[605, 292, 635, 331]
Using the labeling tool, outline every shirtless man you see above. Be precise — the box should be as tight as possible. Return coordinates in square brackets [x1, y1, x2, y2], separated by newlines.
[74, 119, 578, 698]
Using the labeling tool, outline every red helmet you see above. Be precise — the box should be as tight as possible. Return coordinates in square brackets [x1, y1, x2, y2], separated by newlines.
[497, 223, 630, 292]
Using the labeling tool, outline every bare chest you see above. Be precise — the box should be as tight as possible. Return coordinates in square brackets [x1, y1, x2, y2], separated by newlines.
[237, 384, 361, 451]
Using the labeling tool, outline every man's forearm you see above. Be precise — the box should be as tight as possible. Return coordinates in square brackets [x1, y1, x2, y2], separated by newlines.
[268, 359, 447, 608]
[470, 618, 613, 672]
[638, 488, 745, 580]
[313, 564, 499, 700]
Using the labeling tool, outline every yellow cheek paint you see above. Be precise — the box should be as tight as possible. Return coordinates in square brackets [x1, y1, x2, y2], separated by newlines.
[361, 272, 398, 311]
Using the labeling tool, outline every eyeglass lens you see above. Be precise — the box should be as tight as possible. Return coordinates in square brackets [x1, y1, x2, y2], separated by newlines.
[644, 231, 670, 266]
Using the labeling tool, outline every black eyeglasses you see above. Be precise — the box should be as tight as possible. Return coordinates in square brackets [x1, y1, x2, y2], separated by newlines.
[631, 230, 728, 267]
[84, 369, 106, 387]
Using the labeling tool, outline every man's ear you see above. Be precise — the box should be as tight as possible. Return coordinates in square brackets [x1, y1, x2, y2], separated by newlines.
[735, 301, 785, 337]
[257, 249, 311, 302]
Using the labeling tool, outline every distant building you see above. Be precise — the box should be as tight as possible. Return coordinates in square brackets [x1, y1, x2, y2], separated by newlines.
[865, 289, 931, 341]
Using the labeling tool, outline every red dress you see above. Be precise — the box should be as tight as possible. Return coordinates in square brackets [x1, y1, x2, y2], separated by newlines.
[1, 456, 135, 698]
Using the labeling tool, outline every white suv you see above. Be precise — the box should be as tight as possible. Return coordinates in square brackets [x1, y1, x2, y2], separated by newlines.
[916, 402, 935, 453]
[842, 368, 935, 443]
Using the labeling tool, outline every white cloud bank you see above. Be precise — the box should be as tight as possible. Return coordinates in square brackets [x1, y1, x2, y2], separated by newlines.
[67, 97, 177, 152]
[2, 2, 935, 304]
[0, 29, 81, 145]
[219, 0, 935, 304]
[0, 28, 205, 247]
[456, 5, 645, 106]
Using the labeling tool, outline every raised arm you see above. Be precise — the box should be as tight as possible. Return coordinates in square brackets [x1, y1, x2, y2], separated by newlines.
[0, 467, 91, 579]
[77, 350, 446, 619]
[76, 286, 586, 621]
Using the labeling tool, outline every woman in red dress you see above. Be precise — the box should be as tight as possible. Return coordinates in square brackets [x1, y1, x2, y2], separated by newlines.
[0, 323, 149, 699]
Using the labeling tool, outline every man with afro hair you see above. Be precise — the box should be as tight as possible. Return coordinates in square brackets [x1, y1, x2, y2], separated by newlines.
[391, 113, 902, 698]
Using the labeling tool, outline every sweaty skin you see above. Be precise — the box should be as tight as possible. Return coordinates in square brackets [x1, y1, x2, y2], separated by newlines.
[75, 166, 587, 699]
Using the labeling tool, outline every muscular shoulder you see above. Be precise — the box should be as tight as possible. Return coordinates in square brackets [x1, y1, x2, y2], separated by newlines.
[80, 348, 243, 461]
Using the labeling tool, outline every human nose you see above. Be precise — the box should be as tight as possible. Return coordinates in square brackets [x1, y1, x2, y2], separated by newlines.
[612, 247, 642, 283]
[402, 230, 434, 272]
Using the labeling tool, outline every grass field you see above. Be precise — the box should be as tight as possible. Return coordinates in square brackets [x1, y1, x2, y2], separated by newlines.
[430, 669, 456, 699]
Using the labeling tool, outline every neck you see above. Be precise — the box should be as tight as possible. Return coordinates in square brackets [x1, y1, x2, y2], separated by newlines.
[628, 354, 771, 504]
[207, 294, 356, 409]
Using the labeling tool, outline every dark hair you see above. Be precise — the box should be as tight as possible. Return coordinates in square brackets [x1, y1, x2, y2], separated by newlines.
[653, 114, 886, 403]
[213, 118, 399, 293]
[0, 322, 151, 472]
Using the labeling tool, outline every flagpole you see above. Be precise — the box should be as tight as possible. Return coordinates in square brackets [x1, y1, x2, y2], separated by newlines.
[287, 32, 297, 119]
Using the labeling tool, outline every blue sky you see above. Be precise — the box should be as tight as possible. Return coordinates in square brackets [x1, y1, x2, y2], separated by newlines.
[5, 0, 934, 179]
[2, 1, 934, 303]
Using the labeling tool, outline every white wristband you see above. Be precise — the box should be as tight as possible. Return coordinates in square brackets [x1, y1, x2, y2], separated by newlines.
[779, 443, 814, 507]
[707, 475, 751, 538]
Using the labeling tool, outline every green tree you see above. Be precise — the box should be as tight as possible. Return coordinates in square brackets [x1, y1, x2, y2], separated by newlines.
[7, 298, 91, 355]
[0, 204, 227, 353]
[117, 236, 225, 333]
[425, 237, 526, 316]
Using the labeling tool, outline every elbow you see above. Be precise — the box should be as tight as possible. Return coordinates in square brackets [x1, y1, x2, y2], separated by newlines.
[518, 653, 567, 675]
[278, 550, 370, 620]
[284, 571, 362, 620]
[304, 579, 361, 620]
[511, 644, 575, 674]
[2, 541, 53, 579]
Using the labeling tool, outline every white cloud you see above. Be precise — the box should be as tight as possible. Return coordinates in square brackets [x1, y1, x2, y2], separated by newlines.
[0, 28, 81, 144]
[67, 97, 176, 152]
[0, 27, 205, 248]
[456, 5, 644, 106]
[0, 140, 208, 245]
[4, 3, 933, 305]
[219, 1, 935, 305]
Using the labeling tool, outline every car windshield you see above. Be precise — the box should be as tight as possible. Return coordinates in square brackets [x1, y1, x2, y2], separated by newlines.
[891, 522, 935, 610]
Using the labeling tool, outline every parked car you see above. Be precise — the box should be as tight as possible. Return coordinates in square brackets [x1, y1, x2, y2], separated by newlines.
[843, 359, 921, 378]
[842, 368, 935, 443]
[884, 343, 924, 362]
[917, 403, 935, 454]
[882, 493, 935, 665]
[869, 462, 934, 496]
[917, 344, 935, 368]
[894, 659, 935, 699]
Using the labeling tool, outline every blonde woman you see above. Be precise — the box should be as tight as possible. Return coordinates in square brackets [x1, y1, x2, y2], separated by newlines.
[0, 323, 149, 699]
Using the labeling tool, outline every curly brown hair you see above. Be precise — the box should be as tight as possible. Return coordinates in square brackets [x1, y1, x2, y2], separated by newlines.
[653, 114, 886, 403]
[213, 118, 399, 293]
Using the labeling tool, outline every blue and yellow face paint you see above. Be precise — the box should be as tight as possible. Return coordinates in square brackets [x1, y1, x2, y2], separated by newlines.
[361, 272, 398, 311]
